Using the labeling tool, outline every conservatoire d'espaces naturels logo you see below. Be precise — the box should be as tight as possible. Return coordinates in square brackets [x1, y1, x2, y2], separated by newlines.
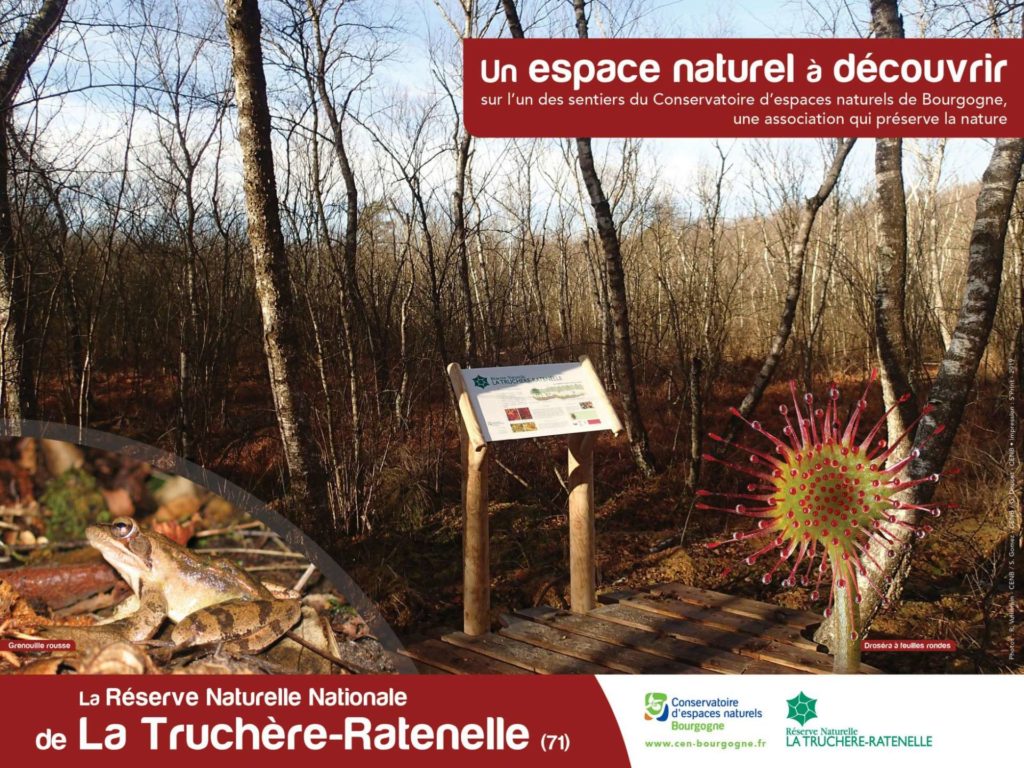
[786, 692, 818, 726]
[472, 375, 489, 389]
[644, 692, 669, 721]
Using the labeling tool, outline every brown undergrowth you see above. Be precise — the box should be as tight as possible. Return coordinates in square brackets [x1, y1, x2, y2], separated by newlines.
[32, 361, 1022, 673]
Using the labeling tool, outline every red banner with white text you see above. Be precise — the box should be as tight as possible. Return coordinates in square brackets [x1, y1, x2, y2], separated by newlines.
[463, 38, 1022, 138]
[3, 675, 627, 767]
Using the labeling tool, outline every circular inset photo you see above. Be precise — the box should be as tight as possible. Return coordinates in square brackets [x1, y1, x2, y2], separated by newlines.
[0, 437, 396, 675]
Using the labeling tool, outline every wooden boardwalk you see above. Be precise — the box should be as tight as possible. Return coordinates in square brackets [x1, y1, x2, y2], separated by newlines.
[402, 582, 880, 675]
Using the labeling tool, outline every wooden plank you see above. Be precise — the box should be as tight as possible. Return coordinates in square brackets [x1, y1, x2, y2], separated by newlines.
[515, 606, 793, 674]
[500, 614, 712, 674]
[443, 630, 617, 675]
[643, 583, 823, 628]
[401, 639, 530, 675]
[591, 602, 837, 674]
[613, 593, 821, 651]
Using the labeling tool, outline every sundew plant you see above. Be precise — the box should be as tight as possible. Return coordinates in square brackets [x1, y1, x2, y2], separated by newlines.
[699, 371, 945, 672]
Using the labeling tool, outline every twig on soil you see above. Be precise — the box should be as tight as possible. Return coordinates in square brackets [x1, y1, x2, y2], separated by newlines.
[493, 457, 530, 489]
[193, 521, 267, 537]
[245, 564, 311, 572]
[552, 466, 568, 494]
[0, 505, 39, 517]
[196, 548, 306, 559]
[293, 563, 317, 593]
[283, 630, 373, 674]
[3, 539, 87, 552]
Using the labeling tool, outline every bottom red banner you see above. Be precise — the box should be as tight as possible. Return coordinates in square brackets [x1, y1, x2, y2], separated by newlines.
[0, 675, 628, 767]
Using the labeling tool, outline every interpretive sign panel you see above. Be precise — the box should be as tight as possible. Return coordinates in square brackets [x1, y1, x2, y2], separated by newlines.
[455, 361, 620, 442]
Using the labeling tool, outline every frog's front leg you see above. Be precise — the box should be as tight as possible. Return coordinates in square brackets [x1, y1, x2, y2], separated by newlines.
[107, 587, 169, 642]
[96, 593, 141, 624]
[43, 587, 167, 646]
[170, 598, 301, 652]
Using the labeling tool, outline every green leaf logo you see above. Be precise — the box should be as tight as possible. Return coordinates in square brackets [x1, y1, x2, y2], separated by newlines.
[644, 692, 668, 721]
[472, 375, 489, 389]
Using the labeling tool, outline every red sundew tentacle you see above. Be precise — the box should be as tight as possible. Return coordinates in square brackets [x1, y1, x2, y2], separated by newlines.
[695, 503, 776, 518]
[894, 424, 946, 460]
[805, 392, 820, 446]
[855, 568, 889, 602]
[735, 527, 779, 543]
[816, 406, 829, 446]
[762, 553, 788, 582]
[744, 539, 780, 564]
[702, 453, 774, 480]
[875, 405, 935, 463]
[838, 557, 861, 605]
[841, 371, 877, 445]
[779, 539, 799, 561]
[790, 381, 811, 447]
[778, 404, 802, 452]
[858, 394, 909, 454]
[802, 541, 819, 585]
[888, 473, 941, 493]
[706, 539, 734, 550]
[889, 499, 940, 516]
[811, 555, 828, 602]
[727, 407, 789, 452]
[865, 439, 889, 462]
[785, 538, 810, 586]
[854, 539, 886, 572]
[918, 424, 946, 449]
[708, 432, 783, 467]
[823, 383, 841, 443]
[868, 526, 897, 544]
[879, 449, 920, 476]
[700, 489, 779, 502]
[842, 400, 867, 446]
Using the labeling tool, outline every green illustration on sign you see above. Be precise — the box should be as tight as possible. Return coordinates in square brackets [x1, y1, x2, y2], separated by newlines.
[529, 382, 584, 400]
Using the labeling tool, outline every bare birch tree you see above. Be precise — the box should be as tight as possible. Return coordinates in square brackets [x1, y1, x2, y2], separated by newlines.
[501, 0, 657, 476]
[721, 137, 856, 445]
[871, 0, 918, 440]
[839, 137, 1024, 639]
[0, 0, 68, 423]
[224, 0, 331, 541]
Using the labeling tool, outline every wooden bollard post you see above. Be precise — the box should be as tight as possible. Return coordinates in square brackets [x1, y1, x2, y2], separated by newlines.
[567, 431, 597, 613]
[448, 364, 490, 636]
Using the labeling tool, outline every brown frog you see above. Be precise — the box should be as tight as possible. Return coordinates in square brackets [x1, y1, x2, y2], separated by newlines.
[86, 517, 300, 653]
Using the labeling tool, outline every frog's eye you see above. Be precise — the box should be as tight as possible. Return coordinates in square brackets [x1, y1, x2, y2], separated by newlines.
[111, 517, 137, 540]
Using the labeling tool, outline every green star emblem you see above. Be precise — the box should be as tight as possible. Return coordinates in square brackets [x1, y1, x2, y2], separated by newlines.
[786, 692, 817, 726]
[472, 375, 489, 389]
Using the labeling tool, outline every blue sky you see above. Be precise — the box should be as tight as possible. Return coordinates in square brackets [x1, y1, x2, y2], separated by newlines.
[32, 0, 996, 218]
[373, 0, 992, 206]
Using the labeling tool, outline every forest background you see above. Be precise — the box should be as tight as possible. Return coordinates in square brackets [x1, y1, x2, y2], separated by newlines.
[1, 0, 1021, 669]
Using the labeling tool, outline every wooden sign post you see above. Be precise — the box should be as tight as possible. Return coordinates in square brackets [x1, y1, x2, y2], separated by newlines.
[447, 363, 490, 637]
[447, 356, 623, 635]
